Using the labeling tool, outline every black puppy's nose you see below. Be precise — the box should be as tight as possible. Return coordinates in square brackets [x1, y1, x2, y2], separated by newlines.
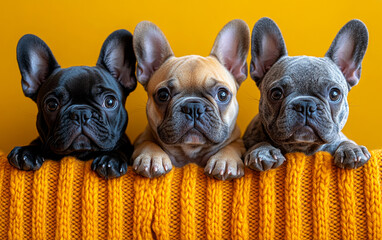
[70, 108, 92, 124]
[181, 102, 205, 120]
[293, 101, 317, 117]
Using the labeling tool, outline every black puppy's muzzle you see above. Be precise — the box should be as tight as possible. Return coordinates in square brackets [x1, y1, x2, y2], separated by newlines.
[68, 107, 101, 125]
[70, 108, 91, 125]
[292, 99, 318, 118]
[181, 101, 206, 121]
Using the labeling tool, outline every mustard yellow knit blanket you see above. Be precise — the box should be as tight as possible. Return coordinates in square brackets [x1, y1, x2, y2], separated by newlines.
[0, 150, 381, 239]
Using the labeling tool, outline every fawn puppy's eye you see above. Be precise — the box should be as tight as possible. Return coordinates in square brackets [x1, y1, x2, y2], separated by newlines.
[157, 88, 171, 102]
[217, 88, 230, 102]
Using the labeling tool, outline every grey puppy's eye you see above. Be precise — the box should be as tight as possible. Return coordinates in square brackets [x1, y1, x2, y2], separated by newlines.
[270, 88, 283, 101]
[329, 88, 341, 102]
[46, 99, 59, 112]
[103, 95, 118, 109]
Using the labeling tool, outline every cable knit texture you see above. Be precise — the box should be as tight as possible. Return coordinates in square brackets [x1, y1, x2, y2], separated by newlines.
[1, 150, 382, 239]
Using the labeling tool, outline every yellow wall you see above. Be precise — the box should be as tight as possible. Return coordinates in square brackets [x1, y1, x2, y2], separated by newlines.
[0, 0, 381, 154]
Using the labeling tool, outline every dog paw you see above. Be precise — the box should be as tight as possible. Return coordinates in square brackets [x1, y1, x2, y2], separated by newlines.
[244, 145, 285, 171]
[132, 152, 172, 178]
[7, 146, 44, 171]
[91, 155, 128, 179]
[204, 156, 244, 180]
[334, 143, 370, 169]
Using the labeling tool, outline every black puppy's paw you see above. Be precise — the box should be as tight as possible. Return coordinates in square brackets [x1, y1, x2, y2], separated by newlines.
[132, 152, 172, 178]
[8, 146, 44, 171]
[334, 142, 370, 169]
[244, 145, 285, 171]
[91, 155, 128, 179]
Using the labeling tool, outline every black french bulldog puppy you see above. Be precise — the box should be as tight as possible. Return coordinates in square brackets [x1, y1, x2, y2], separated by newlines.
[8, 30, 137, 179]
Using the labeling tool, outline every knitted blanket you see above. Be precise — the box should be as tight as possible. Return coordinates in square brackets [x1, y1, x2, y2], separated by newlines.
[0, 150, 381, 240]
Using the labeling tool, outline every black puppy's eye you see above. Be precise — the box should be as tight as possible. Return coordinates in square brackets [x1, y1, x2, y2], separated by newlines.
[103, 95, 118, 109]
[270, 88, 283, 101]
[329, 88, 341, 102]
[157, 88, 170, 102]
[46, 99, 59, 112]
[217, 88, 230, 102]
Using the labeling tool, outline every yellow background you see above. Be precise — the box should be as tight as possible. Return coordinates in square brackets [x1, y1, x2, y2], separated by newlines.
[0, 0, 381, 154]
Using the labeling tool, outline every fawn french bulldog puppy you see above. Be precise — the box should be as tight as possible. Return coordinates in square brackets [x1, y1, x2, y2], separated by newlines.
[132, 20, 250, 180]
[8, 30, 136, 179]
[243, 18, 370, 171]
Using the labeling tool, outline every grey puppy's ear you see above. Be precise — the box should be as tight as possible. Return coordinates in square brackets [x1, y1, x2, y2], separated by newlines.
[97, 29, 137, 93]
[133, 21, 174, 89]
[16, 34, 60, 101]
[325, 19, 368, 88]
[250, 17, 287, 86]
[210, 19, 250, 87]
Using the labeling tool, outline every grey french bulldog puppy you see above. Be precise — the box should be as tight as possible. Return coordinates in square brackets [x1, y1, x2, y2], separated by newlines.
[243, 17, 371, 171]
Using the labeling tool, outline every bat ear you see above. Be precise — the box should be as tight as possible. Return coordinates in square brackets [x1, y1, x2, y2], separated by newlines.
[250, 17, 287, 87]
[325, 19, 368, 89]
[210, 19, 250, 87]
[97, 29, 137, 93]
[17, 34, 60, 101]
[133, 21, 174, 89]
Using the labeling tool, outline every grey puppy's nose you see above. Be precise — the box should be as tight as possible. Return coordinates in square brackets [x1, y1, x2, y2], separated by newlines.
[181, 102, 205, 120]
[293, 100, 317, 117]
[70, 108, 92, 124]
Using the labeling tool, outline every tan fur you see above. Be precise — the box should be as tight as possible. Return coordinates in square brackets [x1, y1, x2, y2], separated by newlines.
[132, 20, 249, 180]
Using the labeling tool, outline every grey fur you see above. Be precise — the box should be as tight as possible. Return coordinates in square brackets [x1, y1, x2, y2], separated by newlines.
[243, 17, 370, 171]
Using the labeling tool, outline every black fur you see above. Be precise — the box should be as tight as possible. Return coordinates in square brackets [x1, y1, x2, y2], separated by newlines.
[8, 30, 136, 179]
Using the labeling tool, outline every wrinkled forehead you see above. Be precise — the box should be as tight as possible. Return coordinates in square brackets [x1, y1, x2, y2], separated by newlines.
[147, 55, 237, 93]
[38, 66, 121, 100]
[262, 56, 348, 91]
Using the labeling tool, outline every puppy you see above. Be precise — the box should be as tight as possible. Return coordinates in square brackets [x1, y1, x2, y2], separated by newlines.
[8, 30, 137, 178]
[243, 18, 370, 171]
[132, 20, 249, 180]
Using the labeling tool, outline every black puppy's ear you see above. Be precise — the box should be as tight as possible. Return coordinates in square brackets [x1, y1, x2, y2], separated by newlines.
[17, 34, 60, 101]
[133, 21, 174, 89]
[250, 17, 287, 86]
[210, 19, 250, 87]
[325, 19, 368, 88]
[97, 29, 137, 93]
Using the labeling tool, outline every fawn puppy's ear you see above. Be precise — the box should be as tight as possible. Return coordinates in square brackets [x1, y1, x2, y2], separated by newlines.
[210, 19, 250, 87]
[133, 21, 174, 89]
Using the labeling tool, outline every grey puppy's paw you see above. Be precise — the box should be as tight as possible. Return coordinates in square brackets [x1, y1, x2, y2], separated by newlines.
[334, 142, 371, 169]
[132, 153, 172, 178]
[244, 144, 285, 171]
[8, 146, 44, 171]
[92, 155, 128, 179]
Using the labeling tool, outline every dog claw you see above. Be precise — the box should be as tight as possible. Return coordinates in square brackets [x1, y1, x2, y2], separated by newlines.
[334, 143, 370, 169]
[92, 155, 127, 179]
[244, 145, 285, 171]
[132, 153, 172, 178]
